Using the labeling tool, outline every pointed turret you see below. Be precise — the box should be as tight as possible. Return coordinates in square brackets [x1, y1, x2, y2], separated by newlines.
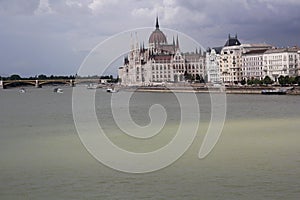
[155, 16, 159, 29]
[135, 32, 139, 51]
[176, 35, 179, 49]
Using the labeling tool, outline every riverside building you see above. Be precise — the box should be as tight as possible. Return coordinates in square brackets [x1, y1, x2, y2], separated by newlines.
[298, 50, 300, 76]
[118, 17, 205, 86]
[263, 47, 300, 81]
[218, 35, 272, 84]
[206, 47, 222, 83]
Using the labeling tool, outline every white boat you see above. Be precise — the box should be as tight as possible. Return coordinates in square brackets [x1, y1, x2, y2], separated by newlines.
[261, 88, 286, 95]
[19, 88, 26, 93]
[87, 84, 102, 89]
[53, 88, 64, 93]
[87, 84, 98, 89]
[106, 88, 118, 93]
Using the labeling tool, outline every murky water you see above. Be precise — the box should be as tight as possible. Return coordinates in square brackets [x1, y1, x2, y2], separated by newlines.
[0, 86, 299, 199]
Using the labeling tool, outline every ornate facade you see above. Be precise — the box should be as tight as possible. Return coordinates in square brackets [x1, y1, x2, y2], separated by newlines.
[118, 17, 205, 86]
[206, 47, 222, 83]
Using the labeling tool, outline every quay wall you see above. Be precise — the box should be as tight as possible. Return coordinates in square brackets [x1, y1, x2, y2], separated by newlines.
[126, 86, 300, 95]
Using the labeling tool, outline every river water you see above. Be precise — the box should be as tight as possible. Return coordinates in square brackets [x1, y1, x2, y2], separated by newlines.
[0, 86, 299, 200]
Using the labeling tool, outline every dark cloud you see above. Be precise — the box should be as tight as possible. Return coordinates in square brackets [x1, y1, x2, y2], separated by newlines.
[0, 0, 300, 76]
[0, 0, 39, 15]
[172, 0, 300, 47]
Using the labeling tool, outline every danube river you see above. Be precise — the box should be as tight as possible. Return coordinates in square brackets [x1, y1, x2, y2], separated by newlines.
[0, 86, 300, 200]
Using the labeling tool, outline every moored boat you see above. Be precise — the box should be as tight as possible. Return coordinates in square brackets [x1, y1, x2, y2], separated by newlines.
[261, 89, 287, 95]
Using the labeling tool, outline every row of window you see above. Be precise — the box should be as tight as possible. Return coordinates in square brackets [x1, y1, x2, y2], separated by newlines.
[243, 67, 263, 71]
[243, 72, 263, 76]
[151, 64, 202, 70]
[243, 56, 263, 61]
[244, 62, 263, 66]
[153, 75, 171, 78]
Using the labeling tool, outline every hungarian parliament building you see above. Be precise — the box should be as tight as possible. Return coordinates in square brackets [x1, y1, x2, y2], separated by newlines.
[118, 18, 300, 85]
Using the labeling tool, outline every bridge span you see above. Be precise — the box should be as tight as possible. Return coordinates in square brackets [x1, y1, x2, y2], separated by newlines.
[0, 79, 102, 89]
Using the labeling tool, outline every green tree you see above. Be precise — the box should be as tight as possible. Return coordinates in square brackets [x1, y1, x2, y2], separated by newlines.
[288, 76, 296, 85]
[191, 75, 195, 81]
[284, 76, 290, 85]
[38, 74, 48, 79]
[9, 74, 21, 80]
[278, 75, 285, 86]
[241, 79, 246, 85]
[247, 79, 253, 85]
[295, 76, 300, 85]
[184, 71, 192, 81]
[263, 76, 273, 85]
[195, 74, 200, 81]
[198, 75, 205, 83]
[253, 78, 261, 85]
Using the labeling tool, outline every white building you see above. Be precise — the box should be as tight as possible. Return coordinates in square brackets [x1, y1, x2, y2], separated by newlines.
[219, 35, 243, 84]
[298, 51, 300, 76]
[118, 17, 206, 86]
[263, 47, 300, 81]
[242, 49, 268, 81]
[206, 47, 222, 83]
[218, 34, 272, 83]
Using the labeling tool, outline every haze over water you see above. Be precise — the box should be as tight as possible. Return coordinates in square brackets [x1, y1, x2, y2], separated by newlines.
[0, 87, 300, 199]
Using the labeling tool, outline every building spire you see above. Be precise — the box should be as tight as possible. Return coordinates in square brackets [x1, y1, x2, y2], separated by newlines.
[156, 16, 159, 29]
[176, 34, 179, 49]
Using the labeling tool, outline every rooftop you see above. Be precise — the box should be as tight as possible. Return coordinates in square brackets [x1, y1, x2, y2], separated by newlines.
[264, 47, 300, 54]
[224, 34, 241, 47]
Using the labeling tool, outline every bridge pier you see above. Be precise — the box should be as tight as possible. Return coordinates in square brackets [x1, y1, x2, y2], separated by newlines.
[35, 80, 41, 88]
[69, 79, 75, 87]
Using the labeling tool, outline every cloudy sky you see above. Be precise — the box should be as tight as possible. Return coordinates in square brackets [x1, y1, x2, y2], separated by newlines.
[1, 0, 300, 77]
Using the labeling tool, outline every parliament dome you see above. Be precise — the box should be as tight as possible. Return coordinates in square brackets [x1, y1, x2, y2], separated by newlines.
[149, 17, 167, 44]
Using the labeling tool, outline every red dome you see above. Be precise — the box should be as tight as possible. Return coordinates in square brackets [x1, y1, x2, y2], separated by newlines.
[149, 29, 167, 44]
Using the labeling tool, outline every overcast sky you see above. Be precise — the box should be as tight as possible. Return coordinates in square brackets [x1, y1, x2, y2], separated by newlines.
[1, 0, 300, 77]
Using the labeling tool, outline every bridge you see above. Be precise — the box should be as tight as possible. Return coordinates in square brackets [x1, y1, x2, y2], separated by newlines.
[0, 79, 103, 89]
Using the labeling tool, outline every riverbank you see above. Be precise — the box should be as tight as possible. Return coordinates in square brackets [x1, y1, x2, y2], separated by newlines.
[121, 85, 300, 95]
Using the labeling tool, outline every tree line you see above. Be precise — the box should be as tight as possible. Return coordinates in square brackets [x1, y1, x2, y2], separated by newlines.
[241, 75, 300, 86]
